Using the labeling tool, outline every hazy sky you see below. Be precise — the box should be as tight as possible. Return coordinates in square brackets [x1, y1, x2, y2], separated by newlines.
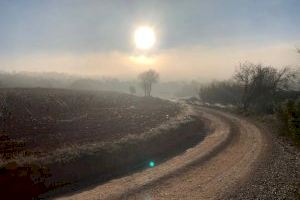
[0, 0, 299, 80]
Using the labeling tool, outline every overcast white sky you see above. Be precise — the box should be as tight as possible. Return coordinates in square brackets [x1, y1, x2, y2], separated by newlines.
[0, 0, 299, 81]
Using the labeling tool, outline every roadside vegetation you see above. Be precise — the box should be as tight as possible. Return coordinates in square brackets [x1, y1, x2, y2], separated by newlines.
[277, 99, 300, 144]
[199, 62, 300, 145]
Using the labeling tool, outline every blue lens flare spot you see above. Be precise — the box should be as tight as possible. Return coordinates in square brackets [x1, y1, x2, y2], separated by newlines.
[149, 161, 155, 168]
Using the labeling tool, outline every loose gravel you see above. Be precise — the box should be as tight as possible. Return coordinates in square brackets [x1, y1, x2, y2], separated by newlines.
[221, 122, 300, 200]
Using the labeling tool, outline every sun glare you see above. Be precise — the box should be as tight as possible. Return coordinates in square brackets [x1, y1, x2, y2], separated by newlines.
[129, 55, 156, 65]
[134, 26, 156, 50]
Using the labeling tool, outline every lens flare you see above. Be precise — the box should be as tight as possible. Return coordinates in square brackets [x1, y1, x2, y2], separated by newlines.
[149, 161, 155, 168]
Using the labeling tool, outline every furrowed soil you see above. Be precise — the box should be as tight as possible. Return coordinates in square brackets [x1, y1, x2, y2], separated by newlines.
[0, 88, 179, 154]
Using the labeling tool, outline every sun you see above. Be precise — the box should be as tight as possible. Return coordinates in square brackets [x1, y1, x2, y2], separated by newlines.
[134, 26, 156, 50]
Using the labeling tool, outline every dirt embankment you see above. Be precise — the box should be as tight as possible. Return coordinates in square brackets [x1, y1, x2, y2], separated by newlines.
[41, 103, 206, 198]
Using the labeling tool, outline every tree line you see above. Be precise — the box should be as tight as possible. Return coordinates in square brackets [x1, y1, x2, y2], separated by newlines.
[200, 62, 299, 113]
[199, 61, 299, 143]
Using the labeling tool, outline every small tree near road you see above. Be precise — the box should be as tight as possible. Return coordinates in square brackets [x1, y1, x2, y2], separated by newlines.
[138, 69, 159, 97]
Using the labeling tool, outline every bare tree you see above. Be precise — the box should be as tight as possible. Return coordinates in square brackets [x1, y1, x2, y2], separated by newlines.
[234, 62, 296, 112]
[138, 69, 159, 97]
[234, 62, 255, 111]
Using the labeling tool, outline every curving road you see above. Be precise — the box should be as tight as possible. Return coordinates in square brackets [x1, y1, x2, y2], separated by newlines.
[55, 105, 267, 200]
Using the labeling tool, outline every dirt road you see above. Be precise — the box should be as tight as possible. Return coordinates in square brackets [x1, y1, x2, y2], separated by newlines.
[55, 106, 269, 200]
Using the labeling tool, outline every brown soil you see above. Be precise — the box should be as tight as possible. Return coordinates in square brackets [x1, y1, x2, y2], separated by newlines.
[0, 88, 179, 159]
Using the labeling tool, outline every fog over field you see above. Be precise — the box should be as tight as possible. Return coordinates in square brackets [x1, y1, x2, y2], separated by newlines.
[1, 43, 299, 81]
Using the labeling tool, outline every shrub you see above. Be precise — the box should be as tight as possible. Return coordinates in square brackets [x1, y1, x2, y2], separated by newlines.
[276, 99, 300, 144]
